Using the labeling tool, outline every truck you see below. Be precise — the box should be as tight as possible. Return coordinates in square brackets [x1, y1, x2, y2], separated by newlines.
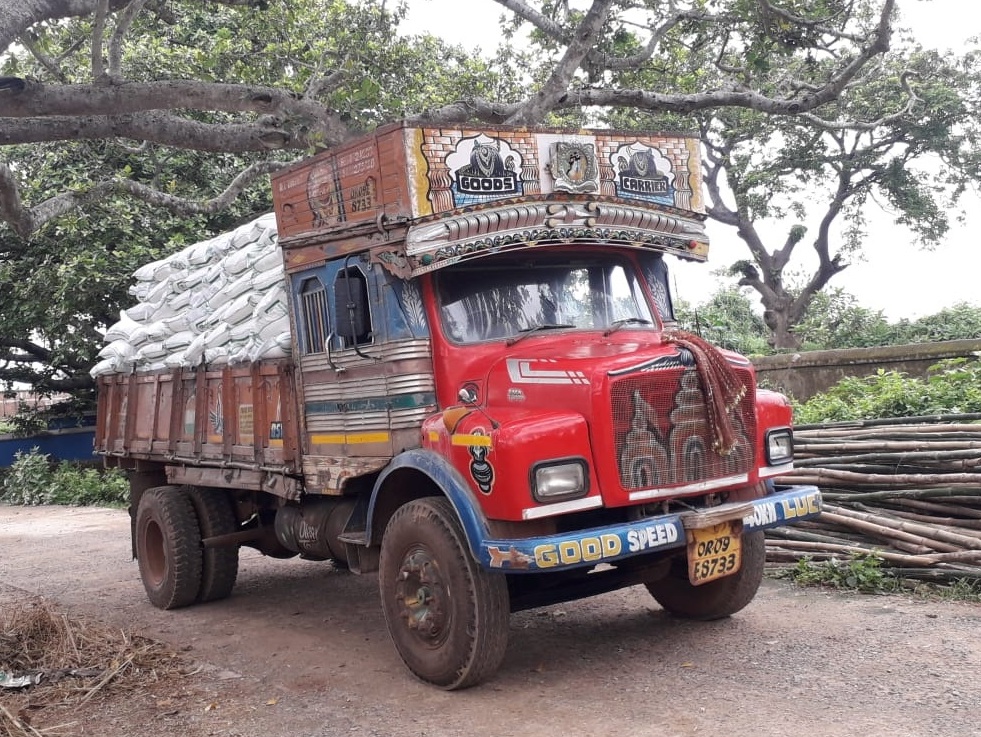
[95, 122, 822, 690]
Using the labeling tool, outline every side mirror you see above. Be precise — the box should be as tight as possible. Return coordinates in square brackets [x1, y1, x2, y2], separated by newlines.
[334, 272, 370, 343]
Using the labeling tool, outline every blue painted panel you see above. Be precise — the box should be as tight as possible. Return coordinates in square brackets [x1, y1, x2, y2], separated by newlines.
[366, 450, 822, 576]
[476, 485, 823, 573]
[0, 430, 97, 467]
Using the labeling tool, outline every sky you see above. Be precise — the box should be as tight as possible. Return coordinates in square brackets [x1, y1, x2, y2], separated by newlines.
[401, 0, 980, 320]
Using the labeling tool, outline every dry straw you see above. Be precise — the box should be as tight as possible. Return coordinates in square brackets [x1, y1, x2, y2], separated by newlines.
[0, 596, 191, 737]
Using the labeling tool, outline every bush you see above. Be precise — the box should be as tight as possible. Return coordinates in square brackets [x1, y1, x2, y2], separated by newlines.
[1, 405, 47, 437]
[784, 553, 898, 594]
[794, 359, 981, 424]
[0, 448, 128, 507]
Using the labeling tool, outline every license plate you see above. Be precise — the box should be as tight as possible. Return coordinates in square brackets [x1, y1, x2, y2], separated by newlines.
[686, 521, 742, 586]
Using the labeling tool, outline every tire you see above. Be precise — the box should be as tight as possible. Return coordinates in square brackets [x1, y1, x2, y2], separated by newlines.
[185, 486, 239, 603]
[645, 529, 765, 621]
[378, 497, 510, 690]
[135, 485, 203, 610]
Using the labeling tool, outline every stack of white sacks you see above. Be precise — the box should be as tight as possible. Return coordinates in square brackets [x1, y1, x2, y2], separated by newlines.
[91, 213, 291, 377]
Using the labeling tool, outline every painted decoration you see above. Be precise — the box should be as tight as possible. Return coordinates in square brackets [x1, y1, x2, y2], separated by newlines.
[445, 134, 523, 207]
[548, 141, 599, 193]
[270, 123, 708, 269]
[611, 142, 675, 205]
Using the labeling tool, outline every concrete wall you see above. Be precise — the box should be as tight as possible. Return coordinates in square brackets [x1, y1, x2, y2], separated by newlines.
[1, 391, 70, 419]
[751, 339, 981, 402]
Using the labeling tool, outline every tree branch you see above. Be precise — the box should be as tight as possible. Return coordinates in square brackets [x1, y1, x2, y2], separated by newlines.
[701, 137, 740, 227]
[112, 160, 287, 215]
[493, 0, 705, 74]
[506, 0, 616, 125]
[423, 16, 896, 128]
[407, 99, 519, 126]
[0, 111, 329, 152]
[492, 0, 566, 41]
[108, 0, 148, 79]
[0, 159, 286, 238]
[599, 11, 688, 72]
[0, 78, 341, 122]
[16, 33, 68, 82]
[90, 0, 109, 80]
[797, 71, 922, 132]
[758, 0, 870, 45]
[0, 358, 96, 393]
[0, 337, 54, 364]
[304, 63, 348, 100]
[0, 163, 32, 238]
[0, 0, 267, 53]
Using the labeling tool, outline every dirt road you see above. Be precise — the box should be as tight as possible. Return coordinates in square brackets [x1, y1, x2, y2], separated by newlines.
[2, 504, 980, 737]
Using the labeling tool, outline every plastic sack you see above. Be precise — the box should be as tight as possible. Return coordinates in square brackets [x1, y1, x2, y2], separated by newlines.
[95, 212, 292, 376]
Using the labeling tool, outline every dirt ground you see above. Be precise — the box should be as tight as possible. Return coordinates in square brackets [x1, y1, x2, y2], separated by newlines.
[2, 504, 980, 737]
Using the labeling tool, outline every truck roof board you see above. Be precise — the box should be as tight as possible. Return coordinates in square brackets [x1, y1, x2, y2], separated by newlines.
[271, 122, 709, 269]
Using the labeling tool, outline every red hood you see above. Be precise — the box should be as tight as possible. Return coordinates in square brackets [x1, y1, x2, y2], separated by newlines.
[480, 332, 751, 410]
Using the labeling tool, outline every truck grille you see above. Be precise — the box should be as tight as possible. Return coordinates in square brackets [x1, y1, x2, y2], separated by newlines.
[610, 356, 755, 494]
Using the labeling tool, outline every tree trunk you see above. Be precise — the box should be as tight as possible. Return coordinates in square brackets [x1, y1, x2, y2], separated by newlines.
[762, 304, 803, 350]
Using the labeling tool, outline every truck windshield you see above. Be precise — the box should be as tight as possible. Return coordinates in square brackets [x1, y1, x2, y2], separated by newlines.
[436, 254, 655, 343]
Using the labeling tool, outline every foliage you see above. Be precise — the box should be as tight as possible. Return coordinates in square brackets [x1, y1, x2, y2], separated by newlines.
[0, 449, 128, 507]
[793, 289, 893, 350]
[887, 303, 981, 346]
[600, 6, 981, 349]
[3, 0, 979, 376]
[0, 405, 47, 437]
[0, 0, 518, 399]
[796, 296, 981, 350]
[782, 553, 981, 601]
[0, 397, 96, 437]
[927, 578, 981, 603]
[794, 359, 981, 424]
[675, 284, 771, 356]
[0, 142, 269, 396]
[681, 280, 981, 355]
[783, 553, 898, 594]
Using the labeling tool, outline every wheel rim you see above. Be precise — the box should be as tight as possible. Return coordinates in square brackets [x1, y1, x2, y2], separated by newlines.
[394, 546, 450, 648]
[142, 519, 166, 587]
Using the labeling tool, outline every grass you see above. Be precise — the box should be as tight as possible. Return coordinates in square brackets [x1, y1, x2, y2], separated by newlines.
[772, 552, 981, 602]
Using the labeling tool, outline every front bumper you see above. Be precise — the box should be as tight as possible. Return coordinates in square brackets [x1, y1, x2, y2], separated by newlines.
[478, 484, 821, 572]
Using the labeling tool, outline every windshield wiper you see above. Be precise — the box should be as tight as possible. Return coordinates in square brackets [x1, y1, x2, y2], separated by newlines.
[506, 323, 575, 346]
[603, 317, 652, 336]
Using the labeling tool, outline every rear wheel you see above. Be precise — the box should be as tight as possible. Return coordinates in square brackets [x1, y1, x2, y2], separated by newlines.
[185, 486, 239, 603]
[135, 485, 202, 609]
[645, 530, 765, 620]
[379, 497, 510, 689]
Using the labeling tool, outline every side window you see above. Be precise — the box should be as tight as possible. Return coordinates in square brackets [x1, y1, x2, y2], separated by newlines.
[300, 277, 328, 354]
[333, 266, 373, 348]
[639, 252, 675, 323]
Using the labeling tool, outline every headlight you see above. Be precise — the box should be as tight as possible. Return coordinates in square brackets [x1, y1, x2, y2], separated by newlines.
[532, 459, 588, 503]
[765, 429, 794, 466]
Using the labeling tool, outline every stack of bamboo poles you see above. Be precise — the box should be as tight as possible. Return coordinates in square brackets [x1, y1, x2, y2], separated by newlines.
[769, 413, 981, 583]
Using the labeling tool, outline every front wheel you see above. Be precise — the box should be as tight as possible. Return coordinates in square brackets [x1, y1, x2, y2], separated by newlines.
[645, 530, 765, 620]
[378, 497, 510, 690]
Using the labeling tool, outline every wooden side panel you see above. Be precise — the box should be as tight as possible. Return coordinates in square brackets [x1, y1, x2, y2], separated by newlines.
[272, 123, 411, 243]
[377, 125, 412, 218]
[95, 360, 300, 476]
